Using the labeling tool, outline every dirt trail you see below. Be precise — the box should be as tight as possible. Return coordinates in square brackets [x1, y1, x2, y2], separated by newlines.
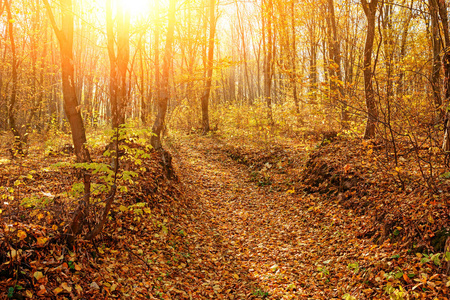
[170, 136, 374, 299]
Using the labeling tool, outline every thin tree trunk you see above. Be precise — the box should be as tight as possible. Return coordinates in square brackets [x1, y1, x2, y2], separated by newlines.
[361, 0, 379, 139]
[436, 0, 450, 151]
[139, 35, 146, 125]
[107, 0, 130, 130]
[43, 0, 91, 243]
[290, 0, 300, 118]
[151, 0, 176, 149]
[5, 0, 22, 153]
[263, 0, 273, 124]
[327, 0, 348, 129]
[236, 1, 253, 105]
[396, 0, 411, 99]
[154, 0, 160, 123]
[201, 0, 216, 133]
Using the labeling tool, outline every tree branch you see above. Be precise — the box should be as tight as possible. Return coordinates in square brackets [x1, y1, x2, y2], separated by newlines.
[42, 0, 62, 41]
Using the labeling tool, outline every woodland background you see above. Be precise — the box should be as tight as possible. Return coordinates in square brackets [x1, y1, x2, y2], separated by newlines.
[2, 0, 450, 298]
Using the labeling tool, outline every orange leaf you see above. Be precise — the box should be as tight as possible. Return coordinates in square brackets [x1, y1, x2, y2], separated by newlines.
[61, 282, 72, 292]
[17, 230, 27, 240]
[36, 237, 48, 246]
[53, 287, 63, 295]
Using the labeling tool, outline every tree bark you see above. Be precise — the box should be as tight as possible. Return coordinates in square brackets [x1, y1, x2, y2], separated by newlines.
[151, 0, 176, 149]
[361, 0, 378, 139]
[435, 0, 450, 151]
[201, 0, 216, 134]
[327, 0, 348, 129]
[290, 0, 300, 118]
[396, 0, 411, 99]
[5, 0, 22, 154]
[106, 0, 130, 130]
[43, 0, 91, 242]
[263, 0, 274, 124]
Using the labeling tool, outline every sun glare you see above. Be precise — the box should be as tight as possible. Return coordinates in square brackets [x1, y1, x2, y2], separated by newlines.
[119, 0, 152, 17]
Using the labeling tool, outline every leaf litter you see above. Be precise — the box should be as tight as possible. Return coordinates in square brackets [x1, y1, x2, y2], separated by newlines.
[1, 132, 450, 299]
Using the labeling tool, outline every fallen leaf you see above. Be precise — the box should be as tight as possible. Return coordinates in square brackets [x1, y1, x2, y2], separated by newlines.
[17, 230, 27, 240]
[90, 282, 100, 290]
[75, 284, 83, 294]
[36, 237, 48, 246]
[33, 271, 44, 281]
[61, 282, 72, 292]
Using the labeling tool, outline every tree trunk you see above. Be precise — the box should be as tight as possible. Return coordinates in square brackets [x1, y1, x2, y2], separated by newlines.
[5, 0, 22, 154]
[290, 0, 300, 118]
[396, 0, 411, 99]
[435, 0, 450, 151]
[361, 0, 378, 139]
[107, 0, 130, 130]
[153, 0, 160, 124]
[139, 35, 146, 125]
[201, 0, 216, 134]
[263, 0, 274, 124]
[43, 0, 91, 242]
[151, 0, 176, 149]
[327, 0, 348, 129]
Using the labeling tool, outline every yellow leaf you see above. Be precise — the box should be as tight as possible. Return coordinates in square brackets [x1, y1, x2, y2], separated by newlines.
[233, 274, 239, 279]
[74, 263, 82, 271]
[119, 205, 128, 212]
[61, 282, 72, 292]
[110, 283, 117, 292]
[36, 237, 48, 246]
[367, 149, 373, 155]
[52, 225, 58, 231]
[75, 284, 83, 293]
[98, 247, 104, 254]
[53, 287, 63, 295]
[25, 290, 33, 298]
[17, 230, 27, 240]
[37, 213, 44, 220]
[34, 271, 44, 281]
[0, 209, 2, 214]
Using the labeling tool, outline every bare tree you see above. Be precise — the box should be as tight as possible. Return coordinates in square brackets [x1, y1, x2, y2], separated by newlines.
[43, 0, 91, 242]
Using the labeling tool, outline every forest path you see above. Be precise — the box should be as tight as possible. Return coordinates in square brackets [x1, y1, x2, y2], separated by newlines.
[169, 135, 372, 299]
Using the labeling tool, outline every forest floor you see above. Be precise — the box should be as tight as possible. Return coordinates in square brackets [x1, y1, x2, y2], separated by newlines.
[1, 130, 450, 299]
[167, 132, 450, 299]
